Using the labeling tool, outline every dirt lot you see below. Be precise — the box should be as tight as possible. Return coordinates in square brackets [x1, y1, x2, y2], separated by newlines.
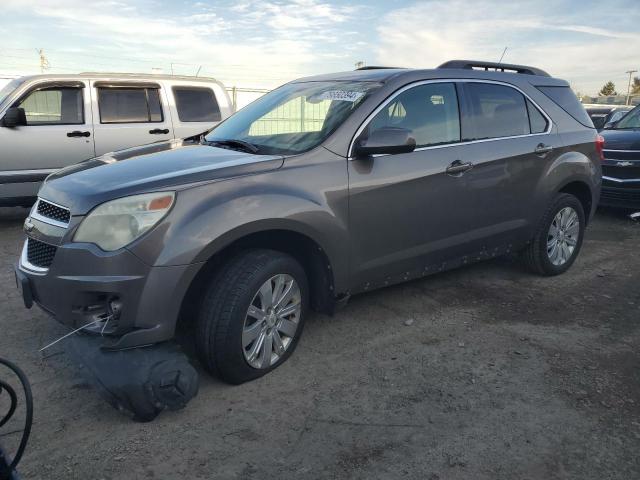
[0, 207, 639, 480]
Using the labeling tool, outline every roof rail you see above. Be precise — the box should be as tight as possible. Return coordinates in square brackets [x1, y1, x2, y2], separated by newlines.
[355, 66, 404, 71]
[438, 60, 550, 77]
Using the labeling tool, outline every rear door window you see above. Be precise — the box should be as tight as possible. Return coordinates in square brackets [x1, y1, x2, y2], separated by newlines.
[18, 87, 84, 125]
[537, 86, 593, 128]
[98, 87, 163, 123]
[173, 87, 221, 122]
[367, 82, 461, 148]
[463, 83, 530, 140]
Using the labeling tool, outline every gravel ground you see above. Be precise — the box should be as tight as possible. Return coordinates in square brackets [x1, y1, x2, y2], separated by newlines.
[0, 207, 639, 480]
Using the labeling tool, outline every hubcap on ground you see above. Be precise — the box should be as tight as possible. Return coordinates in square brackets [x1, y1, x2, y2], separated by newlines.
[547, 206, 579, 266]
[242, 274, 302, 369]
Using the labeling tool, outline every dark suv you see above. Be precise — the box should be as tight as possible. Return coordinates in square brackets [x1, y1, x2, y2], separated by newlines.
[16, 60, 601, 416]
[599, 103, 640, 209]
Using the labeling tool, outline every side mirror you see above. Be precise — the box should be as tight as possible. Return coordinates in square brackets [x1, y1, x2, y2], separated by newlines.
[603, 121, 616, 130]
[354, 127, 416, 157]
[2, 107, 27, 128]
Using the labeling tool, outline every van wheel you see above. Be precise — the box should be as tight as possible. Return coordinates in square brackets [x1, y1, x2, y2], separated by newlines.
[521, 193, 585, 276]
[195, 249, 308, 384]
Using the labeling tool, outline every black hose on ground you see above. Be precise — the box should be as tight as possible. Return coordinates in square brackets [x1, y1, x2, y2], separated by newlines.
[0, 358, 32, 480]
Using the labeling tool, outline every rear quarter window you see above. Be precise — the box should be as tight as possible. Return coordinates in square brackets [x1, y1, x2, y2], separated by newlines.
[173, 87, 221, 122]
[537, 86, 593, 128]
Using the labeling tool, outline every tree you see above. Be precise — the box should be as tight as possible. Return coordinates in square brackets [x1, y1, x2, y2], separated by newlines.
[599, 81, 617, 96]
[632, 77, 640, 95]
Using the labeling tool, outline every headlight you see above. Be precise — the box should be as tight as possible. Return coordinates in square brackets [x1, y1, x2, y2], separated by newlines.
[74, 192, 175, 251]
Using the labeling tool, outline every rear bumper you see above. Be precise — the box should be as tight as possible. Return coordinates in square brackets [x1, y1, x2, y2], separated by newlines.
[18, 239, 202, 349]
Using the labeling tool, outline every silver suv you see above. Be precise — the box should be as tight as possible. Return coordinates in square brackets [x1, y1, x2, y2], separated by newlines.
[0, 73, 232, 206]
[16, 61, 601, 419]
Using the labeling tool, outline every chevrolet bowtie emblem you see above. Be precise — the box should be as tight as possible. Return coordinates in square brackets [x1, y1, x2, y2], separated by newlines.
[24, 218, 34, 232]
[616, 161, 633, 167]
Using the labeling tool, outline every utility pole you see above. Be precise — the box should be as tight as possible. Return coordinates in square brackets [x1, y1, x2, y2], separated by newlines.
[626, 69, 638, 105]
[36, 48, 50, 73]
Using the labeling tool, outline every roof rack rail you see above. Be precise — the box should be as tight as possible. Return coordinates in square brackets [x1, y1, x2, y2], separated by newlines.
[438, 60, 550, 77]
[355, 66, 404, 71]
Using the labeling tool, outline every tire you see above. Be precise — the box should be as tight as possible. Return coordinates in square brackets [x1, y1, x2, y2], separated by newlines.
[520, 193, 586, 276]
[195, 249, 309, 384]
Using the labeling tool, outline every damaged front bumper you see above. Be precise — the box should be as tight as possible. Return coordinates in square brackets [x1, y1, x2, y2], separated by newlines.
[16, 213, 203, 420]
[17, 235, 200, 349]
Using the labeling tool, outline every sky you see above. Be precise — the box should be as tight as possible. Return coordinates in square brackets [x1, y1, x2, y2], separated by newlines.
[1, 0, 639, 95]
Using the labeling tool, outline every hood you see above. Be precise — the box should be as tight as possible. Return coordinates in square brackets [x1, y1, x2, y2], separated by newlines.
[600, 128, 640, 151]
[39, 140, 284, 214]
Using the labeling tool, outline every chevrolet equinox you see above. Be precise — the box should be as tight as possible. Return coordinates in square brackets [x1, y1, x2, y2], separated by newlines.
[15, 61, 601, 415]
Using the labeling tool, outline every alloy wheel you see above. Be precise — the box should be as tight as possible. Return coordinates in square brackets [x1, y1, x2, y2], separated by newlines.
[547, 206, 580, 266]
[242, 274, 302, 369]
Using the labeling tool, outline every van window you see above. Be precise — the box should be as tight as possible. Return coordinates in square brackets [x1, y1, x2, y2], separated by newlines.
[537, 86, 593, 128]
[98, 87, 163, 123]
[464, 83, 530, 140]
[173, 87, 221, 122]
[367, 82, 461, 148]
[18, 87, 83, 125]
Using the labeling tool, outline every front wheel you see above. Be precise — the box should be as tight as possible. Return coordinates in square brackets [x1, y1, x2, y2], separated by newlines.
[195, 249, 308, 384]
[520, 193, 586, 276]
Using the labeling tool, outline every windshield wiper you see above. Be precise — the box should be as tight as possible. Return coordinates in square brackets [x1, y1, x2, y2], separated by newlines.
[204, 138, 260, 154]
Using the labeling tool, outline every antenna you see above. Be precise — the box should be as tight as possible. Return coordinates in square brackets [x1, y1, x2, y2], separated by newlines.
[498, 47, 508, 63]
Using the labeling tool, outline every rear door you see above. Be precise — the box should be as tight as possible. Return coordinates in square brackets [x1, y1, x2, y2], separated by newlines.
[91, 81, 173, 156]
[457, 81, 558, 246]
[0, 80, 95, 173]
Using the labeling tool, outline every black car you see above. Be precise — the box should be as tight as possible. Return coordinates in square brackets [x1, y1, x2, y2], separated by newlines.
[599, 104, 640, 209]
[585, 105, 633, 131]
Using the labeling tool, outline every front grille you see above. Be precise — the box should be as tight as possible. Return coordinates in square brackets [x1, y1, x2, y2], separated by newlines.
[601, 187, 640, 203]
[603, 150, 639, 161]
[36, 199, 71, 224]
[26, 238, 57, 268]
[602, 165, 640, 180]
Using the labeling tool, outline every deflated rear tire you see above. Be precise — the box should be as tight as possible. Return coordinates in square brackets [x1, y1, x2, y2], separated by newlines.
[195, 249, 308, 384]
[520, 193, 585, 276]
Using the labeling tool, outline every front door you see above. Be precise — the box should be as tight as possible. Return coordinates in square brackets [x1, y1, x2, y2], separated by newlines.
[348, 81, 479, 289]
[0, 81, 95, 174]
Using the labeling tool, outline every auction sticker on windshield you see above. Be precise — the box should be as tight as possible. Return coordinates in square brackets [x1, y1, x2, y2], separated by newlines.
[319, 90, 365, 102]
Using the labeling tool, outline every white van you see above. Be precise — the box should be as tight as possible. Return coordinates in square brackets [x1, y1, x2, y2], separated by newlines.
[0, 73, 233, 206]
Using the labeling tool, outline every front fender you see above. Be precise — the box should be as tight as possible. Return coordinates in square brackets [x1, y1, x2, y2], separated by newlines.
[126, 153, 350, 291]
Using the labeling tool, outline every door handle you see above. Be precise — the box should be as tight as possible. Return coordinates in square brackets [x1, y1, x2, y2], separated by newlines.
[67, 130, 91, 138]
[446, 160, 474, 176]
[535, 143, 553, 155]
[149, 128, 170, 135]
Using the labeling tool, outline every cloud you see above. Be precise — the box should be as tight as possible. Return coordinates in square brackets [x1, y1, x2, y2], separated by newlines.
[375, 0, 640, 94]
[1, 0, 361, 88]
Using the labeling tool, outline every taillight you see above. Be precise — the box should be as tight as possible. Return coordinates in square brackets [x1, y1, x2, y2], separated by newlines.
[596, 134, 605, 162]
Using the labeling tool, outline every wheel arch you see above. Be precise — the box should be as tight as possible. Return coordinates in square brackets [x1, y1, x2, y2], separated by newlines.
[177, 226, 339, 335]
[557, 180, 594, 223]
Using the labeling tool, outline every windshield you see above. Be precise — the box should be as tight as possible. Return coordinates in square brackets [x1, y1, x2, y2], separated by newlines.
[608, 110, 630, 124]
[614, 105, 640, 129]
[205, 81, 381, 155]
[0, 78, 23, 109]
